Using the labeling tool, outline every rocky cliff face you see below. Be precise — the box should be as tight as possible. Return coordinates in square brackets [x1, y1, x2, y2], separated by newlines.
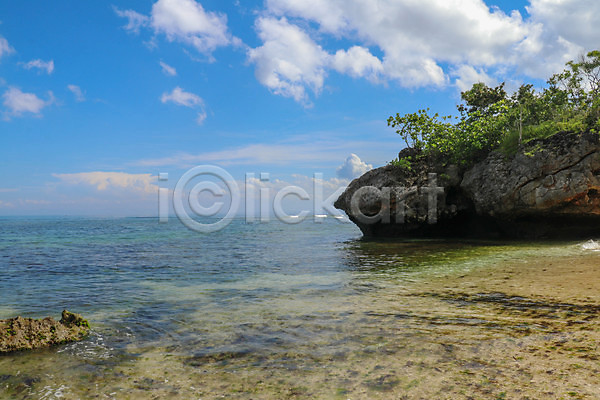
[335, 131, 600, 238]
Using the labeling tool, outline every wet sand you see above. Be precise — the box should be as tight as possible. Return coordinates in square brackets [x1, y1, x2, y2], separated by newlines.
[184, 251, 600, 399]
[399, 252, 600, 399]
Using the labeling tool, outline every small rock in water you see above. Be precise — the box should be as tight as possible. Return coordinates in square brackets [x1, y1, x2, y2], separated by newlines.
[0, 310, 90, 353]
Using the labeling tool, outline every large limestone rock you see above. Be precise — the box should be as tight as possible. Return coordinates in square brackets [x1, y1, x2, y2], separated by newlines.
[335, 131, 600, 238]
[0, 310, 90, 353]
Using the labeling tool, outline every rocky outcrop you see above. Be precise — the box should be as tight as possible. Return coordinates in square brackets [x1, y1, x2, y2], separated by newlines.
[0, 310, 90, 353]
[335, 131, 600, 238]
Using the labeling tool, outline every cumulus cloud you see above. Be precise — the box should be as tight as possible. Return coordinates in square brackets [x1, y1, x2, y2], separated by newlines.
[67, 84, 85, 102]
[53, 172, 158, 194]
[517, 0, 600, 78]
[0, 36, 14, 60]
[526, 0, 600, 50]
[254, 0, 527, 93]
[2, 87, 55, 119]
[336, 154, 372, 180]
[21, 59, 54, 74]
[247, 18, 393, 104]
[161, 86, 207, 124]
[248, 17, 329, 104]
[115, 0, 237, 58]
[111, 0, 600, 103]
[331, 46, 384, 82]
[160, 61, 177, 76]
[151, 0, 231, 52]
[453, 65, 497, 92]
[247, 0, 600, 101]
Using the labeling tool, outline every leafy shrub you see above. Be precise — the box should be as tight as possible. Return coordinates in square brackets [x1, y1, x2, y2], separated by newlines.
[389, 51, 600, 167]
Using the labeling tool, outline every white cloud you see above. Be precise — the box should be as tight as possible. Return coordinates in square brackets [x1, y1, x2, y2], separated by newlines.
[259, 0, 527, 90]
[161, 86, 207, 124]
[265, 0, 348, 32]
[2, 87, 54, 119]
[21, 199, 51, 205]
[248, 0, 600, 102]
[21, 59, 54, 74]
[135, 137, 395, 169]
[0, 36, 14, 60]
[137, 143, 338, 167]
[527, 0, 600, 50]
[453, 65, 497, 92]
[161, 86, 202, 107]
[67, 84, 85, 102]
[160, 61, 177, 76]
[516, 0, 600, 78]
[114, 7, 149, 33]
[115, 0, 237, 57]
[331, 46, 384, 82]
[248, 17, 329, 104]
[0, 200, 14, 208]
[196, 111, 207, 125]
[112, 0, 600, 103]
[53, 172, 158, 194]
[336, 153, 372, 180]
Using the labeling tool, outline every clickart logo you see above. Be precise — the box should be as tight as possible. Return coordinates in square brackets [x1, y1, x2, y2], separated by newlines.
[158, 165, 347, 233]
[158, 165, 446, 233]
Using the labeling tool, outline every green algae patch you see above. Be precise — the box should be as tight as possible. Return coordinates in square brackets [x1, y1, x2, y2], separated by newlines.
[0, 310, 90, 353]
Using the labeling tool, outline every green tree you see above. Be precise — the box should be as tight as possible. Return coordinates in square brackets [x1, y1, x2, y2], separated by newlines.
[386, 108, 450, 151]
[458, 82, 507, 116]
[389, 52, 600, 169]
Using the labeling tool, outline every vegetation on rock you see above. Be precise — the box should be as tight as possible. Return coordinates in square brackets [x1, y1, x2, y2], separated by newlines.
[388, 51, 600, 168]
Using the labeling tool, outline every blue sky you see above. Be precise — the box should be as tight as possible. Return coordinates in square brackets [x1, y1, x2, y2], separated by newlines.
[0, 0, 598, 216]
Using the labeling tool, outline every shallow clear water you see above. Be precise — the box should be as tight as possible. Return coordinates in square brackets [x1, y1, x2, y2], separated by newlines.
[0, 217, 596, 398]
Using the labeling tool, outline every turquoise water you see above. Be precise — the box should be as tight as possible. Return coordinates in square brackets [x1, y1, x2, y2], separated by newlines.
[0, 217, 596, 398]
[1, 217, 364, 326]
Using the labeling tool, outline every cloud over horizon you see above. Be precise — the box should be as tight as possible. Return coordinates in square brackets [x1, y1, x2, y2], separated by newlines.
[53, 172, 158, 194]
[135, 139, 394, 169]
[336, 154, 373, 180]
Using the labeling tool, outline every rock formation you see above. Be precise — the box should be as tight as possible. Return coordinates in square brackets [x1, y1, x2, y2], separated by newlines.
[0, 310, 90, 353]
[335, 131, 600, 238]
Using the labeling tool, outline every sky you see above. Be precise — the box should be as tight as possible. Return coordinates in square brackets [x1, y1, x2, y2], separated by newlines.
[0, 0, 599, 217]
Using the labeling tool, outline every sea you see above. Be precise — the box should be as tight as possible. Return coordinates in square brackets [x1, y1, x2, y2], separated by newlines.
[0, 216, 598, 399]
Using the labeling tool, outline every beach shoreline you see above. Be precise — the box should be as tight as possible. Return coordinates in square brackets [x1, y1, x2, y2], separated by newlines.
[1, 218, 599, 399]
